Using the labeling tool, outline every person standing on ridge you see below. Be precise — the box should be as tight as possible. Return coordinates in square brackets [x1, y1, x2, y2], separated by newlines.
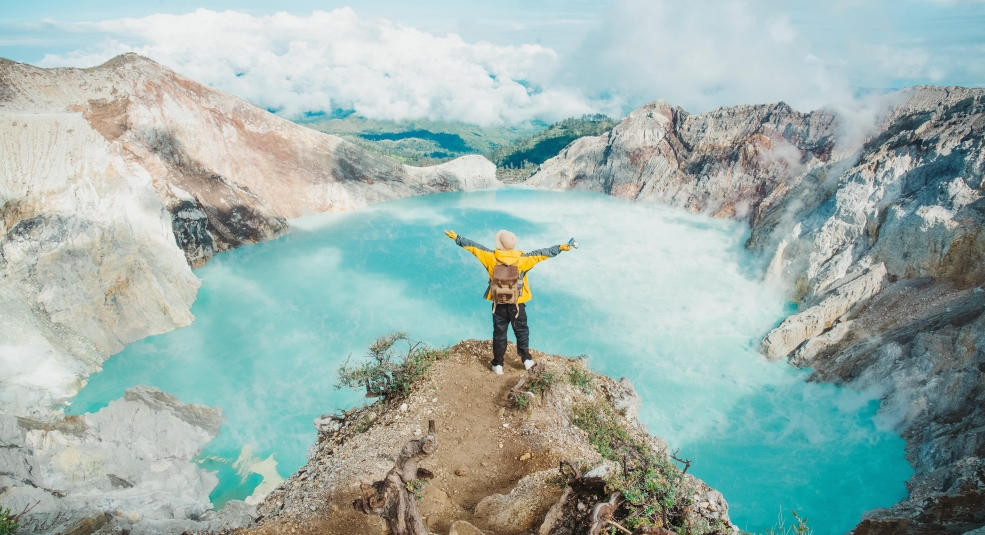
[444, 229, 575, 374]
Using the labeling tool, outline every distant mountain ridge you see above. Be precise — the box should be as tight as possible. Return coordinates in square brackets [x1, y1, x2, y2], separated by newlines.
[527, 88, 985, 535]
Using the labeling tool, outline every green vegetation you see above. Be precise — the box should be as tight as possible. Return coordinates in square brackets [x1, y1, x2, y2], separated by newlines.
[336, 332, 449, 400]
[405, 478, 430, 501]
[566, 363, 593, 393]
[298, 116, 541, 166]
[0, 504, 34, 535]
[511, 369, 559, 410]
[569, 400, 715, 534]
[0, 508, 18, 535]
[527, 370, 558, 394]
[489, 114, 618, 182]
[294, 113, 619, 178]
[758, 509, 812, 535]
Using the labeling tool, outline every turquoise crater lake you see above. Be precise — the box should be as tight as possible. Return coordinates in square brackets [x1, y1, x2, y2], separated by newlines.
[68, 188, 911, 534]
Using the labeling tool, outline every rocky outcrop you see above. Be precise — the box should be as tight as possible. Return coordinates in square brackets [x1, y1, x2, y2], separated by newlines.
[241, 341, 737, 535]
[762, 263, 888, 360]
[0, 53, 499, 419]
[528, 87, 985, 534]
[0, 386, 253, 535]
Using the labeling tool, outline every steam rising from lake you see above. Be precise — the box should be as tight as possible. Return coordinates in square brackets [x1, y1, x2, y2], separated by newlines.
[69, 189, 911, 533]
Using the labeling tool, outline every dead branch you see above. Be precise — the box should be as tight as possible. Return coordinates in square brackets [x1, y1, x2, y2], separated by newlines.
[607, 520, 634, 534]
[588, 491, 623, 535]
[507, 361, 544, 404]
[8, 501, 39, 522]
[670, 449, 691, 475]
[559, 459, 582, 481]
[631, 527, 678, 535]
[352, 420, 438, 535]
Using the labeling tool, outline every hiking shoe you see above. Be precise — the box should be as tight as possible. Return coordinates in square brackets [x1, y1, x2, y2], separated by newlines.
[492, 365, 504, 375]
[524, 360, 535, 370]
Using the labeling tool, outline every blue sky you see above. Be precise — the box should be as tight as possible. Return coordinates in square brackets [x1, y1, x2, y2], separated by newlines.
[1, 0, 983, 123]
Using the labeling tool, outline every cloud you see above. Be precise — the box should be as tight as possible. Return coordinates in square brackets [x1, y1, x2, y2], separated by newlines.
[557, 0, 851, 113]
[32, 1, 985, 123]
[560, 0, 985, 114]
[38, 8, 598, 125]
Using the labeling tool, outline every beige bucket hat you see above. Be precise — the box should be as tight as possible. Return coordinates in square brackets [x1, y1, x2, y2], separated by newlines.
[495, 230, 517, 250]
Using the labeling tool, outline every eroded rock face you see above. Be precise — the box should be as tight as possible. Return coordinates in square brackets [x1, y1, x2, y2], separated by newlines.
[0, 53, 500, 417]
[527, 100, 838, 221]
[528, 87, 985, 534]
[474, 469, 563, 535]
[0, 386, 253, 535]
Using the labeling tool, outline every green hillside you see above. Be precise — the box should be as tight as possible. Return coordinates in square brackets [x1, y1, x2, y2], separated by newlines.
[299, 116, 542, 166]
[488, 114, 618, 182]
[295, 113, 618, 181]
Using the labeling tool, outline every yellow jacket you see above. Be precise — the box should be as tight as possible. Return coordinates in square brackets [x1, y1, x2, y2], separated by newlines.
[454, 236, 564, 303]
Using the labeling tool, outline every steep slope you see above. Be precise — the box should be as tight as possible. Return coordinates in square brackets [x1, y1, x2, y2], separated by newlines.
[527, 88, 985, 534]
[0, 53, 498, 418]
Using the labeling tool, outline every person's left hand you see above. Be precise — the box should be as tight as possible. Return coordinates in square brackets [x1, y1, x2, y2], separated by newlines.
[444, 230, 458, 240]
[560, 243, 571, 251]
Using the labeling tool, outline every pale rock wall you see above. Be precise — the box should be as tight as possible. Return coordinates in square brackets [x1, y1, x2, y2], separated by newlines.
[0, 386, 253, 535]
[0, 113, 199, 418]
[0, 54, 499, 419]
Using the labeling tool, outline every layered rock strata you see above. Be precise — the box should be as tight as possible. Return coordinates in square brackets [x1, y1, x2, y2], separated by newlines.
[0, 386, 253, 535]
[0, 54, 499, 419]
[527, 87, 985, 534]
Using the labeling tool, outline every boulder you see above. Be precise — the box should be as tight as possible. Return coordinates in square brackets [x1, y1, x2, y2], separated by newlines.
[474, 469, 564, 535]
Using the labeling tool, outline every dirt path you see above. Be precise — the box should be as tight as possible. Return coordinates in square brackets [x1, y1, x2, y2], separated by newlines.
[235, 340, 599, 535]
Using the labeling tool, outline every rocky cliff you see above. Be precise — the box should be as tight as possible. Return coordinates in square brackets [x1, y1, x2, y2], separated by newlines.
[0, 54, 499, 420]
[527, 88, 985, 534]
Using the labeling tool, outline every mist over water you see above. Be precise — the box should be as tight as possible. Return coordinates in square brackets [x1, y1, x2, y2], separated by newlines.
[68, 188, 911, 534]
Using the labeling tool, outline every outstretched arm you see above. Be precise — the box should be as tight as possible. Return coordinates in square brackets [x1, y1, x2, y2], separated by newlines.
[517, 242, 571, 271]
[445, 230, 495, 268]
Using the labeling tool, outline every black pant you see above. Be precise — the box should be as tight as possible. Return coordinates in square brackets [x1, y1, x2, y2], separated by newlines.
[492, 303, 531, 367]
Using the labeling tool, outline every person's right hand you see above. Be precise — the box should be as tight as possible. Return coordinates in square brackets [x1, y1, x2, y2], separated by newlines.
[444, 230, 458, 240]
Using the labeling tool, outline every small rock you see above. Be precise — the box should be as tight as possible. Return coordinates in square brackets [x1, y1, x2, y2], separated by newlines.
[499, 443, 503, 449]
[366, 411, 377, 422]
[455, 468, 467, 476]
[503, 423, 509, 428]
[584, 460, 620, 479]
[576, 502, 586, 512]
[432, 397, 438, 403]
[399, 403, 408, 412]
[497, 407, 505, 418]
[519, 453, 531, 461]
[449, 520, 484, 535]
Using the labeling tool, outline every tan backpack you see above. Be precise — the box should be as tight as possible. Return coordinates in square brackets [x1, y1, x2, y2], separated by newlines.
[491, 262, 521, 305]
